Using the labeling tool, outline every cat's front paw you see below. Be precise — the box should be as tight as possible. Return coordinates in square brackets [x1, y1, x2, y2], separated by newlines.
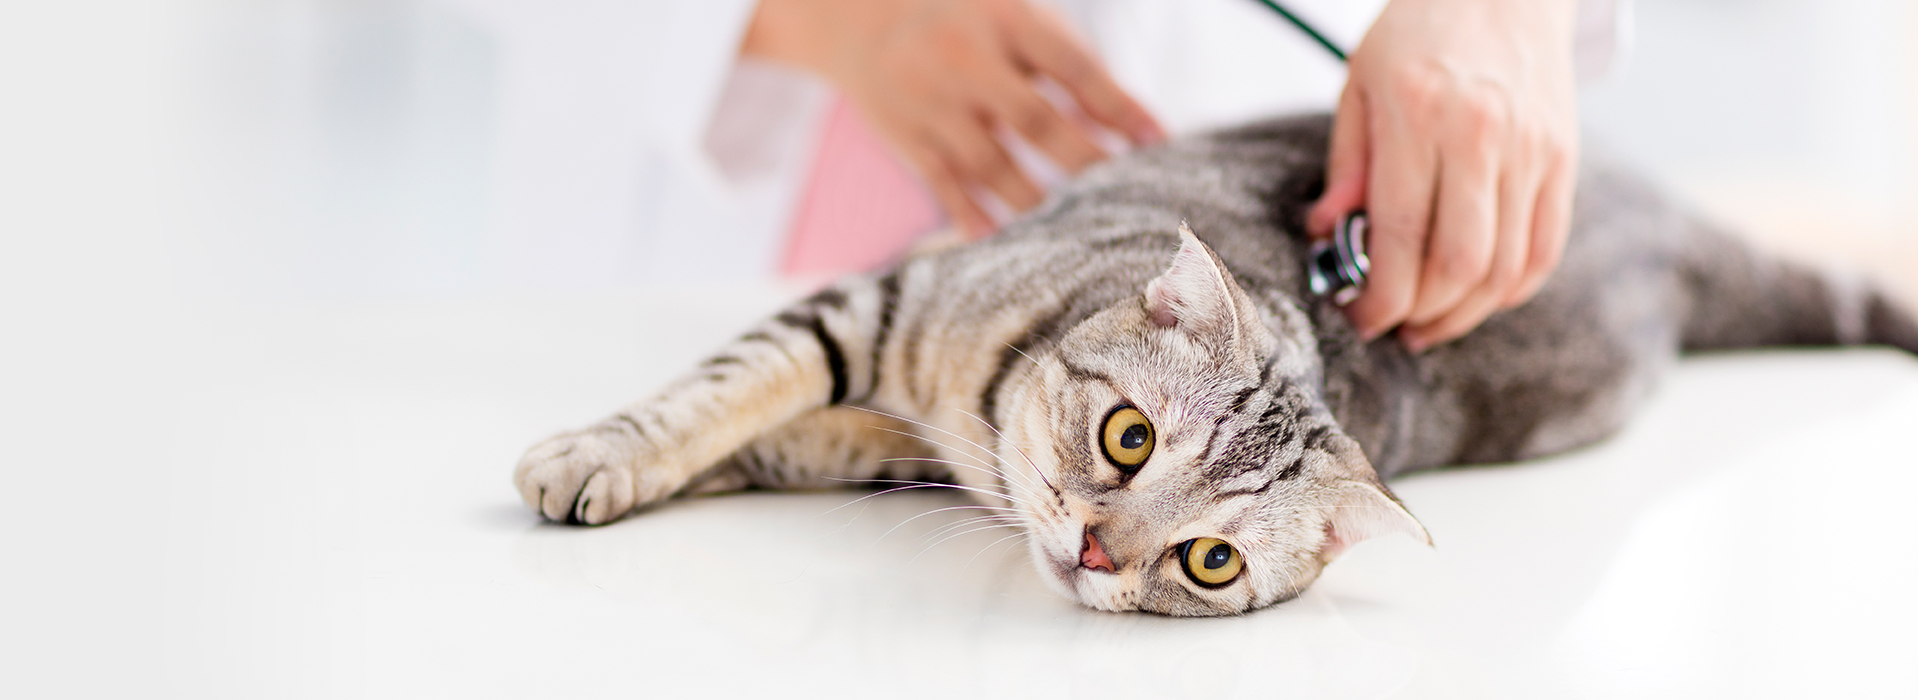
[513, 431, 638, 525]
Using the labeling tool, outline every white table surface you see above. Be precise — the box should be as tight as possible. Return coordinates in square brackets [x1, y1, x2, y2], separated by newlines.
[13, 286, 1915, 699]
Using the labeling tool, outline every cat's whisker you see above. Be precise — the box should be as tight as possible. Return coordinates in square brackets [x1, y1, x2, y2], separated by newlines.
[820, 495, 879, 534]
[910, 521, 1022, 563]
[912, 524, 1010, 561]
[857, 404, 998, 449]
[961, 530, 1029, 571]
[851, 406, 1048, 511]
[863, 426, 1012, 483]
[872, 454, 1020, 494]
[863, 424, 997, 468]
[1002, 340, 1043, 367]
[878, 503, 1022, 541]
[916, 511, 1022, 538]
[935, 402, 1028, 457]
[909, 517, 1020, 556]
[851, 406, 1021, 485]
[912, 513, 998, 541]
[817, 482, 990, 516]
[949, 405, 1057, 496]
[850, 406, 999, 458]
[829, 472, 1028, 510]
[916, 515, 1024, 548]
[823, 476, 1035, 508]
[871, 454, 1002, 477]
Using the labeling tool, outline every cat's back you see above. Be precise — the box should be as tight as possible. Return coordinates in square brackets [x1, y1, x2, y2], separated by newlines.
[916, 114, 1336, 315]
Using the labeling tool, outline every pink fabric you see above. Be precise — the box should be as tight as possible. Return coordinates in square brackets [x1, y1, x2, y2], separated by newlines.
[780, 95, 941, 277]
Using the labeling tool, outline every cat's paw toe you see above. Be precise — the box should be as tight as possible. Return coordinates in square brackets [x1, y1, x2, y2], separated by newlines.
[514, 432, 636, 525]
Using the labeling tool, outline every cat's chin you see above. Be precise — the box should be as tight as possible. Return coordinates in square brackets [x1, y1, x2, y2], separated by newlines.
[1069, 572, 1133, 613]
[1064, 576, 1136, 614]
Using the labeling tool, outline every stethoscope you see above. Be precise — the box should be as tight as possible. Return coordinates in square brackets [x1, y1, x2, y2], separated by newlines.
[1249, 0, 1372, 305]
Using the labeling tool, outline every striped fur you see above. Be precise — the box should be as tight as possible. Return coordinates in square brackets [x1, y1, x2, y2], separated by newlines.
[515, 114, 1918, 616]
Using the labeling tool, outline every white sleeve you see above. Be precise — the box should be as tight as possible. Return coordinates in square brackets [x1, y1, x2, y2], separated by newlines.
[626, 3, 770, 163]
[426, 0, 771, 287]
[431, 0, 758, 154]
[1269, 0, 1631, 84]
[1574, 0, 1632, 84]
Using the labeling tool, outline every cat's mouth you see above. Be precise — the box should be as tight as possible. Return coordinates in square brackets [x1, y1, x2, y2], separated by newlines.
[1059, 527, 1136, 612]
[1032, 528, 1115, 608]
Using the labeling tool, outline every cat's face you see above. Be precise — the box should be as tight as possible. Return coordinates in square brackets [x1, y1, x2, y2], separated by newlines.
[1000, 226, 1428, 616]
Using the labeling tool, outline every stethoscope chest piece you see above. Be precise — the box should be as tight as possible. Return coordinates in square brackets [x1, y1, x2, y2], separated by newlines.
[1307, 212, 1371, 306]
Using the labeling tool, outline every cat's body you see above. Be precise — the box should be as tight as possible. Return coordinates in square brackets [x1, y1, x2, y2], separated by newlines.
[515, 114, 1918, 616]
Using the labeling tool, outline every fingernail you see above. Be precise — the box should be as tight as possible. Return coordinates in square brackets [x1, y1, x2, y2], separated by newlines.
[1403, 335, 1431, 354]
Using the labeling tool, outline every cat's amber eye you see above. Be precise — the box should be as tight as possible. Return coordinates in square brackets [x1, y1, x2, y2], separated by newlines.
[1100, 406, 1154, 472]
[1179, 537, 1243, 587]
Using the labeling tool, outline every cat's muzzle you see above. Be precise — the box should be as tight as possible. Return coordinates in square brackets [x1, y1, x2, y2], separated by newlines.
[1308, 212, 1370, 306]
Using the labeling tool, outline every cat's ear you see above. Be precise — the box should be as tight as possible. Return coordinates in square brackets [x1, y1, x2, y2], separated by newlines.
[1145, 223, 1245, 337]
[1317, 480, 1431, 563]
[1315, 432, 1431, 563]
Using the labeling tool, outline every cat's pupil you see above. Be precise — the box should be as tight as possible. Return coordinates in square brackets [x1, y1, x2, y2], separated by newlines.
[1204, 543, 1231, 569]
[1120, 424, 1148, 450]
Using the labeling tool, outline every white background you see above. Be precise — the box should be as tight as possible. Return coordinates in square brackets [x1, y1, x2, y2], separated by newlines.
[3, 1, 1917, 697]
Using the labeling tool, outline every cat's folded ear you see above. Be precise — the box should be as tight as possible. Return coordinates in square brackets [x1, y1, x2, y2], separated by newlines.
[1145, 223, 1256, 341]
[1316, 433, 1431, 563]
[1318, 479, 1431, 563]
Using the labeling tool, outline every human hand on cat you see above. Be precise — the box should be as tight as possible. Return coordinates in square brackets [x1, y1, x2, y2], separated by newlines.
[1307, 0, 1579, 351]
[741, 0, 1165, 237]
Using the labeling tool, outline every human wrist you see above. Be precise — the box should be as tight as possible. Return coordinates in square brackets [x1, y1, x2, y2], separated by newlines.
[1514, 0, 1581, 44]
[740, 0, 833, 72]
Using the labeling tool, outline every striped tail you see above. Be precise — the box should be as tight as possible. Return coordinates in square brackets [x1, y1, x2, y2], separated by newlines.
[1678, 224, 1918, 355]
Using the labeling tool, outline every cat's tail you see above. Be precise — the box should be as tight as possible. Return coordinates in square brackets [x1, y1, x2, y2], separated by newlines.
[1677, 224, 1918, 355]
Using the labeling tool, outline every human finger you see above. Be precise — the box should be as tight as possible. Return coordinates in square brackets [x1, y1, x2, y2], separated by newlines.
[930, 114, 1045, 215]
[898, 137, 995, 237]
[1401, 148, 1538, 350]
[1342, 110, 1436, 340]
[1003, 6, 1165, 145]
[1403, 104, 1502, 328]
[1506, 142, 1574, 306]
[1309, 87, 1370, 240]
[977, 67, 1107, 174]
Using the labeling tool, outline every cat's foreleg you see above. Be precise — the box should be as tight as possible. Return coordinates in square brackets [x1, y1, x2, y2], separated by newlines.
[515, 275, 898, 523]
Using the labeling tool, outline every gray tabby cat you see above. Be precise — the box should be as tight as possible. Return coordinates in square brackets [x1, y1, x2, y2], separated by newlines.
[514, 114, 1918, 616]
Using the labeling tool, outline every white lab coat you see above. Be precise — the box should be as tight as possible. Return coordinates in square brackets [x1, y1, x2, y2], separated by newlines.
[431, 0, 1625, 288]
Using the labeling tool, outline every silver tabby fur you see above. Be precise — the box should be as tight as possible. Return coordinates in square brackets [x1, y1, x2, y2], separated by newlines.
[514, 114, 1918, 616]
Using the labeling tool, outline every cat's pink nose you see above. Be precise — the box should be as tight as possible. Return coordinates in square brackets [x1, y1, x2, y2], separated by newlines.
[1080, 530, 1115, 573]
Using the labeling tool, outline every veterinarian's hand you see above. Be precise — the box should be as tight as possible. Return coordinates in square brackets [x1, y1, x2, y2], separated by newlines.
[1308, 0, 1579, 351]
[742, 0, 1164, 237]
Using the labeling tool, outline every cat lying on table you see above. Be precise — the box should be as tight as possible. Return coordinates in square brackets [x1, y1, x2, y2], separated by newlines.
[512, 114, 1918, 616]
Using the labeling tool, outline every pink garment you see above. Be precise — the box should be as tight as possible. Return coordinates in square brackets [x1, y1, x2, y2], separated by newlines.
[779, 96, 942, 277]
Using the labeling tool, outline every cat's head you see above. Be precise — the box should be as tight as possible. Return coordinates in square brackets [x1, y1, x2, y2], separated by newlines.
[1000, 224, 1429, 616]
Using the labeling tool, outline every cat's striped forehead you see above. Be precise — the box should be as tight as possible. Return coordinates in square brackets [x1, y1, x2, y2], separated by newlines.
[1069, 365, 1330, 523]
